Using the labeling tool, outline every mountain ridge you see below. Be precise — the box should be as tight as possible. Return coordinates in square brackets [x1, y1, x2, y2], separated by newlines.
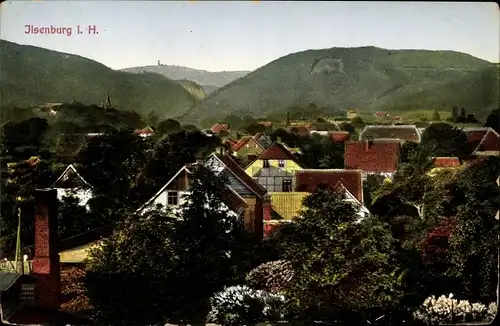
[120, 65, 250, 93]
[0, 40, 198, 119]
[181, 46, 499, 122]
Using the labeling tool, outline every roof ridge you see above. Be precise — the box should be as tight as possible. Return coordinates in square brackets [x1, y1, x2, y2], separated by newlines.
[297, 169, 362, 173]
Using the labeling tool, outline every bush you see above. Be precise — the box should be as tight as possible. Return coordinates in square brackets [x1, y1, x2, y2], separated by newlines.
[207, 285, 286, 326]
[413, 294, 496, 324]
[245, 260, 294, 292]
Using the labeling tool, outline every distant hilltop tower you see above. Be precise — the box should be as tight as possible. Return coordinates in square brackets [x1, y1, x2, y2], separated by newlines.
[158, 60, 161, 66]
[101, 91, 112, 109]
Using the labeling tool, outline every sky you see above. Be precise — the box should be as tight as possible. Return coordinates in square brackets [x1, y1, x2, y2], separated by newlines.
[1, 1, 499, 72]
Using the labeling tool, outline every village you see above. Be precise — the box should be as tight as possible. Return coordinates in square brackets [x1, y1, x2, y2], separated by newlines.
[0, 99, 499, 325]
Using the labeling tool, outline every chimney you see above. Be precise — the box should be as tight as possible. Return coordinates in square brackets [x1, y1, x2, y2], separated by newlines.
[262, 195, 272, 221]
[219, 145, 225, 156]
[32, 189, 60, 309]
[365, 138, 374, 151]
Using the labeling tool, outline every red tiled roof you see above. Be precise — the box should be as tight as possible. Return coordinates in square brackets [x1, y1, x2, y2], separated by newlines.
[232, 136, 254, 151]
[474, 129, 500, 152]
[258, 121, 273, 127]
[216, 154, 267, 197]
[134, 126, 154, 134]
[432, 157, 461, 168]
[344, 140, 401, 173]
[211, 123, 230, 134]
[328, 131, 351, 142]
[290, 126, 310, 136]
[295, 169, 363, 203]
[256, 142, 302, 165]
[463, 128, 489, 144]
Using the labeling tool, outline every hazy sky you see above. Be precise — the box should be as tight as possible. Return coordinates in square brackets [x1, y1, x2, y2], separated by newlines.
[1, 1, 499, 71]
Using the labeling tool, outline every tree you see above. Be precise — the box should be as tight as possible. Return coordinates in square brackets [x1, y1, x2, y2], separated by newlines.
[451, 106, 459, 121]
[156, 118, 181, 135]
[146, 111, 159, 127]
[421, 122, 468, 157]
[339, 122, 355, 134]
[86, 165, 248, 325]
[350, 116, 365, 127]
[242, 122, 268, 135]
[485, 108, 500, 134]
[448, 156, 500, 298]
[275, 188, 402, 321]
[85, 208, 178, 326]
[77, 129, 149, 211]
[432, 110, 441, 121]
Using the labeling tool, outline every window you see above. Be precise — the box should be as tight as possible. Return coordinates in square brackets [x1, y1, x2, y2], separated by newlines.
[263, 160, 270, 168]
[278, 160, 285, 168]
[167, 191, 178, 205]
[282, 179, 292, 192]
[246, 144, 250, 148]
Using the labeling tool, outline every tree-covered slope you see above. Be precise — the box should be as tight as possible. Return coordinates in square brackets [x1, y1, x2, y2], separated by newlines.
[182, 46, 498, 122]
[0, 40, 198, 118]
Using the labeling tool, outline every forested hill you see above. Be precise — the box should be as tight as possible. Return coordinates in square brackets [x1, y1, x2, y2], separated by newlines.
[181, 46, 499, 123]
[0, 40, 198, 119]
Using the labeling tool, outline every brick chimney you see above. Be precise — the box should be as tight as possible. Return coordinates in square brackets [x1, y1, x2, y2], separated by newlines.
[262, 195, 272, 221]
[365, 138, 374, 151]
[32, 189, 60, 309]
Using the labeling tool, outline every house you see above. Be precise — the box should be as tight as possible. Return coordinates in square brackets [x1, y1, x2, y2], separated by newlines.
[58, 224, 114, 264]
[138, 163, 247, 220]
[295, 169, 370, 219]
[344, 139, 401, 180]
[257, 121, 273, 128]
[462, 127, 491, 154]
[49, 164, 93, 210]
[431, 157, 461, 168]
[427, 157, 462, 177]
[288, 125, 311, 137]
[328, 131, 351, 143]
[245, 142, 306, 232]
[232, 136, 265, 158]
[138, 155, 268, 235]
[309, 121, 340, 133]
[471, 128, 500, 156]
[204, 153, 268, 233]
[360, 125, 422, 143]
[211, 123, 230, 134]
[245, 142, 304, 193]
[134, 125, 155, 137]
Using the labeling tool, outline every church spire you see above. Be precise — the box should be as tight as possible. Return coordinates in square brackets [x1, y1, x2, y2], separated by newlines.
[104, 91, 112, 108]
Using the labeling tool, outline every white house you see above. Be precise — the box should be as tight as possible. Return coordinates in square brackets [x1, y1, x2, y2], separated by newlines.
[49, 164, 93, 210]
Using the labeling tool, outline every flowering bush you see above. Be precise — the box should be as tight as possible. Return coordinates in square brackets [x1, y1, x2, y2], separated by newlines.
[413, 294, 496, 325]
[207, 285, 286, 326]
[487, 301, 497, 322]
[245, 260, 294, 292]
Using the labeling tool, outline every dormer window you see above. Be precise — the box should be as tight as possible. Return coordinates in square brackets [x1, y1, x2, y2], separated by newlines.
[263, 160, 270, 168]
[278, 160, 285, 168]
[167, 191, 178, 205]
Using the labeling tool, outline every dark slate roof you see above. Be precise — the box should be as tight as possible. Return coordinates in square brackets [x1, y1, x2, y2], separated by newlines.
[215, 154, 267, 197]
[295, 169, 364, 203]
[344, 140, 401, 173]
[59, 224, 115, 252]
[0, 273, 22, 292]
[360, 125, 421, 143]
